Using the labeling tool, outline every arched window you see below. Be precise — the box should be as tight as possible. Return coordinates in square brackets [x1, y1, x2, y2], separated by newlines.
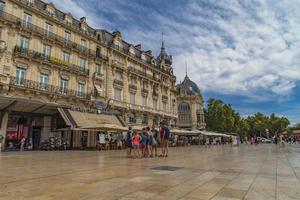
[178, 102, 192, 126]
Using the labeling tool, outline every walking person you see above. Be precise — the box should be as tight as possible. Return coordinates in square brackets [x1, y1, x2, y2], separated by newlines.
[132, 130, 141, 158]
[126, 127, 133, 157]
[140, 129, 148, 157]
[159, 122, 165, 157]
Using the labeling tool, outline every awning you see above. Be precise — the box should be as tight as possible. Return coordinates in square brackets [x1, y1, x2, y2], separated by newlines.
[200, 131, 230, 137]
[58, 109, 125, 131]
[171, 129, 201, 136]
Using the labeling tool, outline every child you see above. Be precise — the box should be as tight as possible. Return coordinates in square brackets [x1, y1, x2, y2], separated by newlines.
[132, 131, 141, 158]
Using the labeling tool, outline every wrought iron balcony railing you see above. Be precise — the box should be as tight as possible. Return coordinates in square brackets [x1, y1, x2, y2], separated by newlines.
[128, 84, 137, 90]
[0, 11, 108, 61]
[14, 46, 89, 76]
[9, 76, 90, 99]
[113, 79, 124, 86]
[128, 66, 160, 82]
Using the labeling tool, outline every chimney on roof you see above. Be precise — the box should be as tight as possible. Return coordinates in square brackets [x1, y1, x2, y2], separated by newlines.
[135, 44, 141, 50]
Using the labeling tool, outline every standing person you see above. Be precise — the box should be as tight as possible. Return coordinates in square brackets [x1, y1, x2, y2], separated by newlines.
[126, 127, 133, 157]
[159, 122, 165, 157]
[117, 132, 123, 150]
[98, 132, 105, 150]
[151, 126, 158, 157]
[146, 127, 155, 157]
[104, 132, 110, 150]
[132, 130, 141, 158]
[0, 133, 4, 152]
[140, 129, 148, 157]
[163, 123, 170, 157]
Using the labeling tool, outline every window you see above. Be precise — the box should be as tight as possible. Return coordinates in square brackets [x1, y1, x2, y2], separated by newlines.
[0, 1, 5, 12]
[163, 102, 168, 112]
[16, 67, 26, 85]
[80, 39, 86, 50]
[64, 31, 71, 44]
[142, 114, 148, 125]
[153, 99, 158, 110]
[62, 51, 70, 62]
[95, 64, 101, 75]
[129, 112, 136, 123]
[114, 88, 122, 101]
[79, 58, 86, 70]
[115, 71, 122, 80]
[130, 93, 135, 104]
[45, 23, 53, 36]
[47, 8, 54, 16]
[39, 73, 49, 90]
[43, 44, 51, 58]
[142, 67, 147, 74]
[142, 96, 147, 107]
[60, 78, 68, 94]
[23, 13, 32, 27]
[20, 36, 29, 50]
[96, 47, 101, 57]
[26, 0, 34, 5]
[77, 82, 85, 97]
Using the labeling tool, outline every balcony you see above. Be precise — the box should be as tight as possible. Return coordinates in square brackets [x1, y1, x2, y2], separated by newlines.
[141, 88, 149, 94]
[113, 79, 124, 87]
[162, 95, 168, 101]
[9, 76, 90, 100]
[112, 60, 126, 70]
[111, 44, 128, 54]
[128, 66, 159, 82]
[0, 11, 107, 61]
[14, 46, 89, 76]
[128, 84, 137, 91]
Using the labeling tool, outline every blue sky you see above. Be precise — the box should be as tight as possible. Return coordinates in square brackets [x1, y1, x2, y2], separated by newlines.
[46, 0, 300, 124]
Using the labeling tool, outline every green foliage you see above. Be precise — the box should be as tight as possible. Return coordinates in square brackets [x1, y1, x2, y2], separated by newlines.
[204, 98, 290, 138]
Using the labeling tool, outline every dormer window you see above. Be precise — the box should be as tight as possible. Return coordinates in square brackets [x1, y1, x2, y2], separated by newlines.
[129, 48, 135, 55]
[64, 13, 72, 26]
[26, 0, 34, 5]
[141, 54, 146, 61]
[47, 8, 54, 16]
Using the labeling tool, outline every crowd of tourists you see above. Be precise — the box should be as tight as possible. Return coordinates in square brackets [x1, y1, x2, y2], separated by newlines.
[126, 122, 170, 158]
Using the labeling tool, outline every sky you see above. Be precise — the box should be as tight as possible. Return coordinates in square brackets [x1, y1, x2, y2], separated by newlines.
[45, 0, 300, 124]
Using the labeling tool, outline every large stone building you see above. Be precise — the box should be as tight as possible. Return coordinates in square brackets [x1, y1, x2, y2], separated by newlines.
[176, 74, 206, 130]
[0, 0, 177, 150]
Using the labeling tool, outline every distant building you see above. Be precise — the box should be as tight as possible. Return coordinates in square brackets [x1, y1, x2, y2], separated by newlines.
[176, 74, 206, 130]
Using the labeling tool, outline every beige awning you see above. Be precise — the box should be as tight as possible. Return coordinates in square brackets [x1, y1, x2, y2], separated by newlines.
[58, 109, 125, 131]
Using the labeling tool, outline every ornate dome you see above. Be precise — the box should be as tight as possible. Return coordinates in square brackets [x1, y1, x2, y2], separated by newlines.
[177, 75, 202, 96]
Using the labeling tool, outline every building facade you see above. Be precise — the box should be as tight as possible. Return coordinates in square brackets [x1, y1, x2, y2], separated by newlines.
[0, 0, 177, 150]
[176, 74, 206, 130]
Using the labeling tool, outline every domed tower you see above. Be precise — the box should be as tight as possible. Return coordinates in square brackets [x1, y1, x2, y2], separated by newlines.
[157, 40, 173, 72]
[176, 74, 206, 130]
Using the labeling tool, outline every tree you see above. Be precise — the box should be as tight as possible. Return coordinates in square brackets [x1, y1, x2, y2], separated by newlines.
[204, 98, 290, 139]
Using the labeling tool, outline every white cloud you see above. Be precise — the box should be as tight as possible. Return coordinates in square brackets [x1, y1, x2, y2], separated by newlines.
[45, 0, 300, 102]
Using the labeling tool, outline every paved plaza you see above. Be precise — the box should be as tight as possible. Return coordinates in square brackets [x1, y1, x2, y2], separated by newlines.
[1, 145, 300, 200]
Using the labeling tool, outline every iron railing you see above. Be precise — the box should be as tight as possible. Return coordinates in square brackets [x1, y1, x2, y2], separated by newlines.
[9, 76, 90, 99]
[14, 46, 90, 76]
[0, 11, 107, 61]
[113, 79, 124, 86]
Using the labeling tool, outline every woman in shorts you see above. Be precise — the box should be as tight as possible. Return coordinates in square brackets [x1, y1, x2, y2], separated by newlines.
[132, 131, 141, 158]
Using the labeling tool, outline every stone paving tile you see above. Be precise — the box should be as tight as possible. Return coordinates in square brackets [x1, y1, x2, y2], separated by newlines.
[1, 145, 300, 200]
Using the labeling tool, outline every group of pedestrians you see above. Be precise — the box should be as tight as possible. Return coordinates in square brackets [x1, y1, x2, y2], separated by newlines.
[126, 122, 170, 158]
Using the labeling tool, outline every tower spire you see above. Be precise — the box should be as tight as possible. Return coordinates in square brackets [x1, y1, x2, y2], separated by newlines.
[161, 32, 165, 49]
[185, 60, 188, 77]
